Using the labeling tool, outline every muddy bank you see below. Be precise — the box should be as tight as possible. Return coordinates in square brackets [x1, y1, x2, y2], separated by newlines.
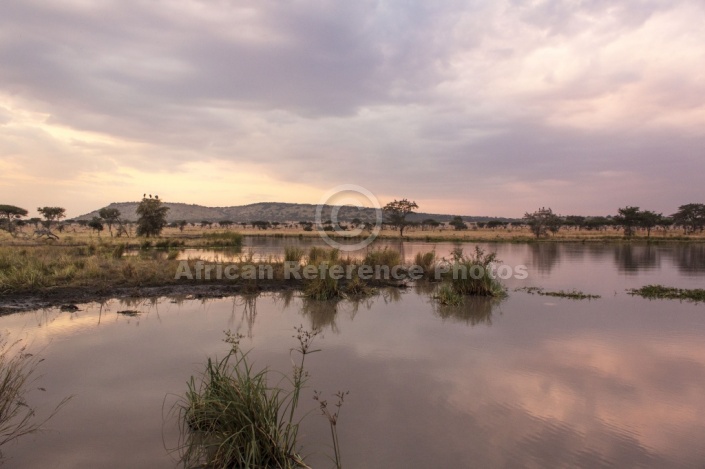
[0, 279, 410, 315]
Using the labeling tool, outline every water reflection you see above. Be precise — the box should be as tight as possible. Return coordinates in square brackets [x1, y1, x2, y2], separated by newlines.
[169, 239, 705, 278]
[672, 244, 705, 274]
[299, 290, 401, 332]
[432, 294, 503, 326]
[527, 243, 560, 274]
[614, 244, 659, 273]
[300, 299, 341, 332]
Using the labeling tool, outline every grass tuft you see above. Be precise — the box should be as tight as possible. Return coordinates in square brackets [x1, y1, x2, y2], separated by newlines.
[176, 328, 342, 469]
[441, 246, 505, 297]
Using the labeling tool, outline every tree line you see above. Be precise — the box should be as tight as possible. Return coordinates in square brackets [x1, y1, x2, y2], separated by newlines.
[2, 197, 704, 240]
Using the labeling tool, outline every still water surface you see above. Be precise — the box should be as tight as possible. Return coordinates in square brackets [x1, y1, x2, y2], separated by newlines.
[1, 241, 704, 468]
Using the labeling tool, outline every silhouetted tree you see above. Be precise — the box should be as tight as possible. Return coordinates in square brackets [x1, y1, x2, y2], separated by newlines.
[672, 203, 705, 234]
[383, 199, 418, 237]
[449, 216, 467, 230]
[523, 207, 562, 238]
[136, 195, 169, 237]
[638, 210, 662, 239]
[98, 207, 121, 237]
[0, 204, 28, 237]
[88, 217, 104, 235]
[37, 207, 66, 230]
[614, 206, 641, 237]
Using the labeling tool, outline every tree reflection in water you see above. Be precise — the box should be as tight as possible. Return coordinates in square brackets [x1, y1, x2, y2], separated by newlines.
[613, 244, 659, 273]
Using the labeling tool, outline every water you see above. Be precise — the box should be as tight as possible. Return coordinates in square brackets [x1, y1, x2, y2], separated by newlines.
[1, 240, 704, 468]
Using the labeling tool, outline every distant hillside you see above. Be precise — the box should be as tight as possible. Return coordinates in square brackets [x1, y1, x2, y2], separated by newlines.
[76, 201, 517, 224]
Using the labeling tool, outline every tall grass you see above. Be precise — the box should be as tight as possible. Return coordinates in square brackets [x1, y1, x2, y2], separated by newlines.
[176, 328, 342, 468]
[201, 231, 244, 247]
[304, 248, 342, 300]
[284, 247, 305, 264]
[414, 251, 436, 279]
[0, 336, 70, 452]
[362, 248, 401, 268]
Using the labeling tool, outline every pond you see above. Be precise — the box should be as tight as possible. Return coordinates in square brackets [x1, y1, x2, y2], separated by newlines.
[1, 240, 704, 468]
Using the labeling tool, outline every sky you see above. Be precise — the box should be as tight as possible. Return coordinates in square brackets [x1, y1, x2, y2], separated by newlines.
[1, 0, 704, 218]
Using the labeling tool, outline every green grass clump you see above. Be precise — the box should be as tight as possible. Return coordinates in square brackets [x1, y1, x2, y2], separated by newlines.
[442, 246, 504, 297]
[413, 251, 436, 278]
[627, 285, 705, 303]
[201, 231, 243, 247]
[304, 270, 341, 301]
[0, 336, 70, 450]
[516, 286, 600, 300]
[177, 329, 337, 469]
[362, 248, 401, 269]
[307, 247, 338, 264]
[284, 247, 305, 263]
[434, 283, 463, 306]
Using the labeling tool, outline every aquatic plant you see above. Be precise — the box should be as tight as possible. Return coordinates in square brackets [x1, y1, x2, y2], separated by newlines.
[434, 282, 463, 306]
[284, 247, 306, 264]
[441, 246, 505, 297]
[627, 285, 705, 303]
[516, 286, 601, 300]
[0, 336, 70, 453]
[362, 248, 401, 269]
[176, 328, 345, 468]
[413, 251, 436, 279]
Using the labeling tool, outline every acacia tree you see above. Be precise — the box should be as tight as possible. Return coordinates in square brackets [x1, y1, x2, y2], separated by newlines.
[614, 206, 641, 237]
[36, 207, 66, 239]
[88, 217, 104, 235]
[638, 210, 663, 239]
[98, 207, 121, 237]
[672, 203, 705, 234]
[383, 199, 418, 237]
[449, 216, 467, 231]
[136, 195, 169, 237]
[37, 207, 66, 229]
[523, 207, 562, 238]
[0, 205, 28, 237]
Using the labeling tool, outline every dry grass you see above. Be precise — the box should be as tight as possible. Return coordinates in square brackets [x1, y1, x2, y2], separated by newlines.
[4, 224, 704, 249]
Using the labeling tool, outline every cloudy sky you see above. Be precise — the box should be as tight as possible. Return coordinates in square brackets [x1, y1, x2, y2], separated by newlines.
[1, 0, 703, 218]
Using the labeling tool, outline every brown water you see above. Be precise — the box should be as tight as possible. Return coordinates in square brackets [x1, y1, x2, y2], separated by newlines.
[1, 241, 704, 468]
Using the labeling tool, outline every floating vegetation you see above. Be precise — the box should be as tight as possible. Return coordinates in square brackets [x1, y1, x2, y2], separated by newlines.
[117, 310, 141, 316]
[516, 286, 601, 300]
[627, 285, 705, 303]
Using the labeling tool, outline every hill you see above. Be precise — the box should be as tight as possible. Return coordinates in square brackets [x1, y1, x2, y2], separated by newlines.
[75, 201, 517, 224]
